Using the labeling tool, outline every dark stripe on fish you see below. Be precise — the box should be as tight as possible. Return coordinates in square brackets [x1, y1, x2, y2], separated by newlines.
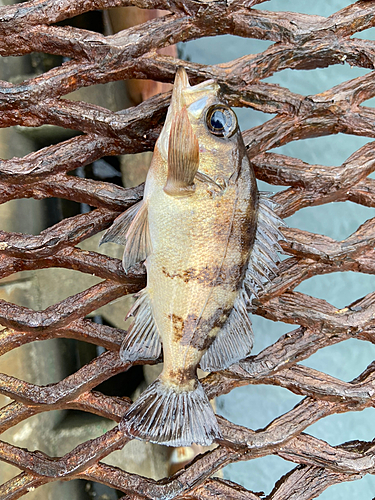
[165, 365, 197, 385]
[169, 307, 232, 350]
[162, 263, 245, 289]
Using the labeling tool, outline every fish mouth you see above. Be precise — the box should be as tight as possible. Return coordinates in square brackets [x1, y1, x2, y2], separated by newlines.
[157, 67, 220, 160]
[172, 67, 220, 112]
[173, 67, 218, 106]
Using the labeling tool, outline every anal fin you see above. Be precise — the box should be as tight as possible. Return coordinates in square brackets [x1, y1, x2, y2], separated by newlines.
[164, 106, 199, 197]
[120, 288, 161, 362]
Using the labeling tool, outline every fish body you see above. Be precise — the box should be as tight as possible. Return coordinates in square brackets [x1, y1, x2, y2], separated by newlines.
[101, 68, 284, 446]
[146, 87, 257, 392]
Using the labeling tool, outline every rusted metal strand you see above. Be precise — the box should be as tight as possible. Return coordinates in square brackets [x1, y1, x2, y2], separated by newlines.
[0, 403, 374, 499]
[0, 389, 131, 436]
[0, 174, 143, 209]
[268, 465, 361, 500]
[0, 57, 372, 124]
[282, 219, 375, 264]
[1, 52, 373, 123]
[0, 0, 268, 35]
[0, 355, 373, 437]
[247, 363, 375, 404]
[255, 290, 375, 334]
[1, 212, 374, 283]
[0, 322, 365, 433]
[0, 324, 372, 430]
[1, 1, 375, 70]
[1, 66, 375, 151]
[1, 133, 375, 217]
[1, 253, 374, 337]
[0, 208, 120, 254]
[0, 279, 143, 332]
[0, 351, 128, 405]
[0, 0, 167, 28]
[1, 399, 374, 499]
[0, 319, 124, 355]
[2, 77, 375, 205]
[2, 168, 373, 215]
[253, 141, 375, 192]
[0, 247, 132, 282]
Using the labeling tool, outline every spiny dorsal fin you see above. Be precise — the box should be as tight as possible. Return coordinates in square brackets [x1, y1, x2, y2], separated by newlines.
[164, 106, 199, 197]
[99, 201, 142, 246]
[120, 288, 161, 362]
[122, 200, 151, 271]
[201, 193, 285, 372]
[244, 192, 286, 299]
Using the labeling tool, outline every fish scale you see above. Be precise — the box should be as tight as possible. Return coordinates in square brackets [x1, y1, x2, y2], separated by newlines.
[100, 67, 285, 446]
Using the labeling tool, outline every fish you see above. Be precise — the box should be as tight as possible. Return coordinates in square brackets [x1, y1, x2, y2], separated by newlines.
[100, 67, 285, 447]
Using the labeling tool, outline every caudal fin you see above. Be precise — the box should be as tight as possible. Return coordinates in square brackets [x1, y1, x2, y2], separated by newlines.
[122, 378, 222, 447]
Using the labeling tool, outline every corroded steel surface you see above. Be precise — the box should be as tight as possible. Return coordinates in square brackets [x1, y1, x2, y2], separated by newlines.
[0, 0, 374, 498]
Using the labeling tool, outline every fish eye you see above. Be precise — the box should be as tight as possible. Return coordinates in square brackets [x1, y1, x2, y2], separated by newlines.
[205, 105, 238, 138]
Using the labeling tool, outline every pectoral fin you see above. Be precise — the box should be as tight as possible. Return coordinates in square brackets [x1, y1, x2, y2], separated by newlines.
[164, 106, 199, 197]
[195, 171, 223, 191]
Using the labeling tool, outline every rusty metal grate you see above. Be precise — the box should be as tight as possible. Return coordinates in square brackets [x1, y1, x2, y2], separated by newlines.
[0, 0, 375, 498]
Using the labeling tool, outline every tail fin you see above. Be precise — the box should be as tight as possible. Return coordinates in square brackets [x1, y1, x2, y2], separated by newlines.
[123, 378, 222, 447]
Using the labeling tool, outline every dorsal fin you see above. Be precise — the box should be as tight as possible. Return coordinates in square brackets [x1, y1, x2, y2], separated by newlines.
[201, 193, 285, 372]
[163, 106, 199, 197]
[200, 289, 253, 372]
[244, 193, 285, 299]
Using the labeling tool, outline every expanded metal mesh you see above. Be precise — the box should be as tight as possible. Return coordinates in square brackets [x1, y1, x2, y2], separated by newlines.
[0, 0, 375, 498]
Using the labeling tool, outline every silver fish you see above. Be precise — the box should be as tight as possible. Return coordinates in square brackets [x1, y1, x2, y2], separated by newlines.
[101, 67, 285, 446]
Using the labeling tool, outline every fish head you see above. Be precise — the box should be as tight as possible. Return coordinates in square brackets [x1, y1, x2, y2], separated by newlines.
[157, 67, 247, 187]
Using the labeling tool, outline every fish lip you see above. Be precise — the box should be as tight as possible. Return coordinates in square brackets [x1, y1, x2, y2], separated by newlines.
[186, 79, 220, 94]
[172, 68, 220, 107]
[157, 67, 221, 160]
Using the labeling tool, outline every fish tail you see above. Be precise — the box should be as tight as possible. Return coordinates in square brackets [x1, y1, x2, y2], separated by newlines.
[122, 378, 222, 447]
